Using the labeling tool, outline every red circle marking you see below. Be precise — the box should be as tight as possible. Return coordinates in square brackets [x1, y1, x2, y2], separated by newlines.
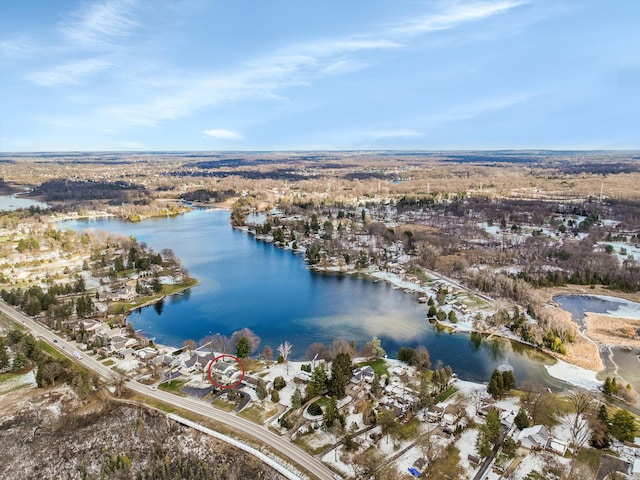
[207, 354, 246, 389]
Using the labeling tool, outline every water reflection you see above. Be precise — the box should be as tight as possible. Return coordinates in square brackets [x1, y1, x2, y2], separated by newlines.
[154, 298, 164, 316]
[469, 332, 483, 351]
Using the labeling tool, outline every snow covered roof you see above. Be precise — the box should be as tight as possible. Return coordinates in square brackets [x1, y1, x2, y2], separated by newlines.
[518, 425, 550, 449]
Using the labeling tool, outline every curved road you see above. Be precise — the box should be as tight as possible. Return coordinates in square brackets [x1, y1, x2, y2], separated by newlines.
[0, 301, 336, 480]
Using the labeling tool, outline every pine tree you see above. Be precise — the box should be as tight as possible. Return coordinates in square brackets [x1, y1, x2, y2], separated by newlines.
[0, 339, 9, 370]
[590, 404, 610, 449]
[255, 378, 267, 400]
[604, 377, 612, 394]
[514, 408, 530, 429]
[502, 370, 516, 391]
[291, 389, 302, 409]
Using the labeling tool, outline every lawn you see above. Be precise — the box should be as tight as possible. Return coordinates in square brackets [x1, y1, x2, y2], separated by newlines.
[357, 358, 389, 376]
[575, 448, 603, 476]
[102, 359, 115, 366]
[0, 371, 26, 385]
[108, 278, 199, 314]
[457, 293, 493, 310]
[38, 340, 68, 361]
[395, 417, 421, 440]
[212, 398, 236, 412]
[435, 385, 458, 403]
[159, 378, 188, 396]
[239, 403, 279, 424]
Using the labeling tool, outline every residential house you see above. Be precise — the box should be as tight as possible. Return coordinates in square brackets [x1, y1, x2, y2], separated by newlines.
[518, 425, 551, 450]
[184, 354, 203, 372]
[351, 365, 376, 384]
[294, 371, 312, 384]
[425, 405, 445, 423]
[548, 438, 568, 456]
[210, 361, 241, 386]
[136, 347, 158, 362]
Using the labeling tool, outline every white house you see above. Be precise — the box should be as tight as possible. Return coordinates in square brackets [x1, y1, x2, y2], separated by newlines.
[518, 425, 551, 450]
[352, 365, 376, 383]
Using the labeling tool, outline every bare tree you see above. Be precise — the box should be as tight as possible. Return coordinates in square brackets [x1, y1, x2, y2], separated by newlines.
[277, 341, 292, 361]
[330, 337, 356, 358]
[204, 333, 230, 354]
[183, 339, 196, 356]
[230, 328, 261, 354]
[306, 342, 330, 360]
[278, 341, 292, 373]
[520, 381, 551, 425]
[259, 345, 273, 361]
[565, 389, 594, 455]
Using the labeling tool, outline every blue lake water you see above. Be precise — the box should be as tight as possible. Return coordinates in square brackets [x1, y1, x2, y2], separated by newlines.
[60, 209, 563, 386]
[0, 194, 49, 211]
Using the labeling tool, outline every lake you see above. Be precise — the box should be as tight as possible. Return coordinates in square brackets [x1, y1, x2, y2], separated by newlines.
[0, 194, 49, 211]
[60, 209, 564, 387]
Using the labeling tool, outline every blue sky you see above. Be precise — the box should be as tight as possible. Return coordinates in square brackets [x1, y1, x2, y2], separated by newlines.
[0, 0, 638, 151]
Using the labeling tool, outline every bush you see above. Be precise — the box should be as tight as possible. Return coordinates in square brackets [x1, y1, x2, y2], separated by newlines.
[273, 376, 286, 390]
[270, 389, 280, 403]
[277, 355, 284, 363]
[307, 401, 322, 416]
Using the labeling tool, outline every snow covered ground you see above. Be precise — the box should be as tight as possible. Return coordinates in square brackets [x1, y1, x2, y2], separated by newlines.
[545, 359, 601, 390]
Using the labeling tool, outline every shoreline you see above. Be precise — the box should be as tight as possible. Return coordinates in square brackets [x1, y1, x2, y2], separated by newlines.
[235, 221, 639, 391]
[121, 279, 200, 317]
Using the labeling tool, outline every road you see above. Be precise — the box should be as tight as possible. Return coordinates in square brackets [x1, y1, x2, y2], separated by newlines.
[0, 301, 336, 480]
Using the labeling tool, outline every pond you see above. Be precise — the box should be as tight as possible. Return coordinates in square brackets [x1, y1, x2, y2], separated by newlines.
[554, 294, 640, 391]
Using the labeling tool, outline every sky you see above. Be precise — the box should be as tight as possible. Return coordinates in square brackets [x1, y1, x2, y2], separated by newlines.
[0, 0, 638, 152]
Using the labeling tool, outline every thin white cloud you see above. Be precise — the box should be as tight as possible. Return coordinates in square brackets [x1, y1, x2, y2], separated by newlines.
[203, 129, 242, 140]
[98, 37, 401, 127]
[390, 0, 528, 36]
[95, 1, 525, 129]
[0, 37, 33, 58]
[421, 91, 541, 127]
[27, 58, 112, 86]
[62, 0, 139, 49]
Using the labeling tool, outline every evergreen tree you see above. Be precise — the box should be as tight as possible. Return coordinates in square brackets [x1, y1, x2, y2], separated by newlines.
[255, 378, 267, 400]
[0, 339, 9, 370]
[590, 404, 611, 449]
[477, 407, 501, 457]
[487, 369, 503, 397]
[151, 275, 162, 293]
[514, 408, 530, 430]
[610, 409, 637, 442]
[323, 396, 341, 429]
[270, 389, 280, 403]
[328, 368, 346, 398]
[371, 373, 382, 398]
[235, 337, 251, 358]
[502, 370, 516, 391]
[273, 376, 286, 390]
[306, 365, 327, 397]
[291, 389, 302, 409]
[11, 351, 28, 371]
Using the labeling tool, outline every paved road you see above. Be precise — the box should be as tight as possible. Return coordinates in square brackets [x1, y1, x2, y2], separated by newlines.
[0, 301, 336, 480]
